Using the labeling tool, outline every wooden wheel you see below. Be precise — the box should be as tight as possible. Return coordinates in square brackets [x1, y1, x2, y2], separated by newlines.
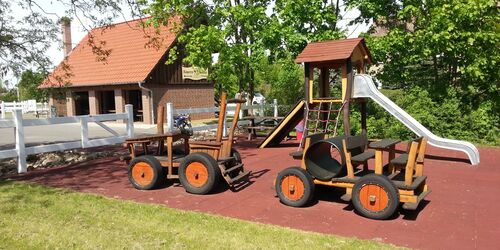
[128, 155, 164, 190]
[280, 175, 305, 201]
[275, 167, 315, 207]
[352, 174, 399, 220]
[179, 152, 220, 194]
[358, 184, 389, 212]
[185, 162, 209, 187]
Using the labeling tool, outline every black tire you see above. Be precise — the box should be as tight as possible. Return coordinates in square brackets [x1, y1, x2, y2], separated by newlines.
[179, 152, 221, 194]
[231, 148, 242, 164]
[275, 167, 315, 207]
[128, 155, 164, 190]
[352, 174, 400, 220]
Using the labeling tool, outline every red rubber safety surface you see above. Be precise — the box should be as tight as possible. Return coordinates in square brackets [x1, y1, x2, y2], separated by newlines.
[8, 138, 500, 249]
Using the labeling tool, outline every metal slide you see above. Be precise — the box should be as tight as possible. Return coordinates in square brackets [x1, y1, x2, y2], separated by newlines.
[352, 74, 480, 165]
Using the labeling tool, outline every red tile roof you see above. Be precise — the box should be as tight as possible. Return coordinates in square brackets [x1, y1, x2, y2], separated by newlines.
[41, 17, 180, 88]
[295, 38, 372, 64]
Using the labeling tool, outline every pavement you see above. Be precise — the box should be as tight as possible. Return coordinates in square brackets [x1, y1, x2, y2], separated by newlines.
[8, 137, 500, 249]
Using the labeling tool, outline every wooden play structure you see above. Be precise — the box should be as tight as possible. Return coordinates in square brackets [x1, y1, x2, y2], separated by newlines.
[123, 92, 250, 194]
[260, 38, 372, 148]
[274, 38, 431, 220]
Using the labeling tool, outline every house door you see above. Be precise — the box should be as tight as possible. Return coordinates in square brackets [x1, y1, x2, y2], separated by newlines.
[126, 90, 143, 121]
[74, 91, 89, 115]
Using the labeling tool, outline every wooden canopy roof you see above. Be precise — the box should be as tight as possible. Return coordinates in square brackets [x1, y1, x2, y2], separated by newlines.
[295, 38, 372, 67]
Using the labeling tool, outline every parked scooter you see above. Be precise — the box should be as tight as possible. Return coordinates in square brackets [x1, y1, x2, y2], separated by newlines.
[174, 113, 193, 135]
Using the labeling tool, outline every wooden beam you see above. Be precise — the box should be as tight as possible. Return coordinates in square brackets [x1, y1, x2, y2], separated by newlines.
[216, 92, 227, 142]
[342, 59, 353, 135]
[304, 63, 311, 104]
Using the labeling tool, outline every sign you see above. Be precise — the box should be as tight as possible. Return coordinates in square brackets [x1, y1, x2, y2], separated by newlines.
[182, 66, 208, 80]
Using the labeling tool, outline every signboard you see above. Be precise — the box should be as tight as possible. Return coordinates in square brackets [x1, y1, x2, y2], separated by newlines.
[182, 66, 209, 80]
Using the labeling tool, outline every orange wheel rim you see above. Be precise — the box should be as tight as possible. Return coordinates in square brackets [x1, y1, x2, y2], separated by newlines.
[185, 162, 208, 187]
[281, 175, 305, 201]
[132, 162, 154, 186]
[359, 184, 389, 212]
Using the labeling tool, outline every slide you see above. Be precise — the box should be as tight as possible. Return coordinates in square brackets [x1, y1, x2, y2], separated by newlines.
[352, 74, 480, 165]
[259, 100, 305, 148]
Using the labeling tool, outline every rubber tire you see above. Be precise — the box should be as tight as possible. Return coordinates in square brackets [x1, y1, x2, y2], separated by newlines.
[275, 167, 315, 207]
[128, 155, 164, 190]
[179, 152, 221, 194]
[231, 148, 242, 164]
[352, 174, 400, 220]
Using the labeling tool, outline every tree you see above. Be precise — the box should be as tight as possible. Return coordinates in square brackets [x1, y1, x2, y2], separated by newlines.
[0, 0, 57, 77]
[18, 70, 48, 101]
[145, 0, 348, 100]
[348, 0, 499, 108]
[346, 0, 500, 144]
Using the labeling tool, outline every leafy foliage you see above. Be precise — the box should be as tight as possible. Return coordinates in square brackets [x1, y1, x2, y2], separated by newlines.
[17, 70, 48, 101]
[345, 0, 500, 145]
[0, 0, 57, 77]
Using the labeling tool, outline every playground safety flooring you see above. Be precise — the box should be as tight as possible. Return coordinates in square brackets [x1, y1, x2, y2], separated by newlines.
[9, 138, 500, 249]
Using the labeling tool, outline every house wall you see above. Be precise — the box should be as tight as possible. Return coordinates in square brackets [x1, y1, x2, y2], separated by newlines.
[146, 44, 215, 120]
[151, 84, 214, 120]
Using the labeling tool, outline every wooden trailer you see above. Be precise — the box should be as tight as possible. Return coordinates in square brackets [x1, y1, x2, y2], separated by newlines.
[123, 92, 250, 194]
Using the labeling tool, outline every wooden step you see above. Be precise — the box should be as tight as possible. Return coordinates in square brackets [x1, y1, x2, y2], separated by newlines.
[402, 189, 432, 210]
[218, 156, 235, 164]
[223, 164, 244, 175]
[228, 171, 251, 184]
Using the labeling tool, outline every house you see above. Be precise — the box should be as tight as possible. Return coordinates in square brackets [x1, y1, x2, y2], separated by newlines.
[41, 17, 214, 123]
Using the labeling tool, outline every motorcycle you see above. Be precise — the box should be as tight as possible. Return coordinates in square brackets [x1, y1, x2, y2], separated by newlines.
[174, 113, 193, 136]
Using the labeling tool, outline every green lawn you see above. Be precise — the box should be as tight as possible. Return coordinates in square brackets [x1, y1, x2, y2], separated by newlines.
[0, 181, 399, 249]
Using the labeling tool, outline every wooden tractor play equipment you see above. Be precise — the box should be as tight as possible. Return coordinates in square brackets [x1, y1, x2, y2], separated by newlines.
[123, 92, 250, 194]
[274, 38, 432, 220]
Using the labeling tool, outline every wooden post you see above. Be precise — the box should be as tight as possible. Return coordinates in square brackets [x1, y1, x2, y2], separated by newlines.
[319, 67, 329, 129]
[166, 102, 174, 133]
[342, 59, 353, 135]
[156, 105, 165, 134]
[125, 104, 134, 138]
[304, 63, 313, 104]
[361, 100, 367, 135]
[216, 92, 227, 142]
[13, 109, 27, 173]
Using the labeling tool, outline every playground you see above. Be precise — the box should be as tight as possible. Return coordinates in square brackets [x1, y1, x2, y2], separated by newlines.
[9, 139, 500, 249]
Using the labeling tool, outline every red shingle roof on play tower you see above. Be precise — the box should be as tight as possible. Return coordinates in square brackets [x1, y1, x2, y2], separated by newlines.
[295, 38, 372, 64]
[41, 17, 180, 88]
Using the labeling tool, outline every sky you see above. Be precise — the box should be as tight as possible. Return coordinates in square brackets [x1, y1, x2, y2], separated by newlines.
[8, 0, 370, 85]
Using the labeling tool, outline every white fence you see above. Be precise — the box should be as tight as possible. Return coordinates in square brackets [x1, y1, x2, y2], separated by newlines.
[165, 99, 279, 133]
[0, 105, 134, 173]
[0, 100, 51, 118]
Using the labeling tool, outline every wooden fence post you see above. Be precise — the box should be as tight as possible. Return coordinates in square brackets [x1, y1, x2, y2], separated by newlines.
[273, 99, 278, 117]
[166, 102, 174, 132]
[125, 104, 134, 138]
[13, 109, 27, 173]
[0, 101, 5, 119]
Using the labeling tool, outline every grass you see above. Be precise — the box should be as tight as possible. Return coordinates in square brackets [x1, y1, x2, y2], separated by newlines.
[0, 181, 399, 250]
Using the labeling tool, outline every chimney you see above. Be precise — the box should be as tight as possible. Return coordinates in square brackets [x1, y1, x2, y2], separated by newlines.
[60, 17, 72, 57]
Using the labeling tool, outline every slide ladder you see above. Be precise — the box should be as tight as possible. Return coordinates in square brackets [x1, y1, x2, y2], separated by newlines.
[352, 74, 480, 165]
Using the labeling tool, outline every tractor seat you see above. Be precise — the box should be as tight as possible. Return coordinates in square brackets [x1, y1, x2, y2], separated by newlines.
[351, 149, 375, 163]
[390, 154, 409, 166]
